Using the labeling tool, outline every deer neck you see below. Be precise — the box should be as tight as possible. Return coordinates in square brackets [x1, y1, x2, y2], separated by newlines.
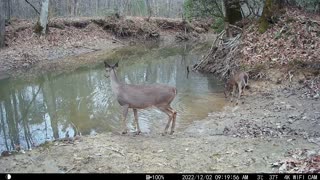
[110, 69, 122, 95]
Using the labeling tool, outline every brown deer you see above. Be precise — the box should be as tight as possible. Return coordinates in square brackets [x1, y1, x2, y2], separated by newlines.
[104, 61, 177, 135]
[224, 71, 249, 102]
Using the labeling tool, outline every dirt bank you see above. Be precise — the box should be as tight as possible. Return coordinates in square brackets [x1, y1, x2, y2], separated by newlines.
[0, 16, 212, 78]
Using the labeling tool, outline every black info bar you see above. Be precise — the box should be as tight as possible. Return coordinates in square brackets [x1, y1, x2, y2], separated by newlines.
[1, 173, 318, 180]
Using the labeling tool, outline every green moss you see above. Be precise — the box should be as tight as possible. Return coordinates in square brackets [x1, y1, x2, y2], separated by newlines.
[258, 18, 269, 33]
[274, 31, 281, 39]
[288, 59, 307, 68]
[212, 17, 224, 33]
[286, 17, 295, 23]
[258, 0, 272, 34]
[38, 141, 52, 149]
[251, 63, 267, 73]
[34, 21, 43, 34]
[239, 64, 251, 72]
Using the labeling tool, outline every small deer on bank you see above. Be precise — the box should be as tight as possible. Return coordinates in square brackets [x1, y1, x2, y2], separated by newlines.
[224, 71, 249, 102]
[104, 61, 177, 135]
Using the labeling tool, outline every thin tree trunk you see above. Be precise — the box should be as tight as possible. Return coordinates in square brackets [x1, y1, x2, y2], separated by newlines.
[39, 0, 49, 34]
[0, 0, 5, 48]
[145, 0, 152, 20]
[168, 0, 172, 18]
[73, 0, 78, 16]
[6, 0, 11, 19]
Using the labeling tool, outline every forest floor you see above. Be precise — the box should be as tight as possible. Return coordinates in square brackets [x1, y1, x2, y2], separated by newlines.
[0, 10, 320, 173]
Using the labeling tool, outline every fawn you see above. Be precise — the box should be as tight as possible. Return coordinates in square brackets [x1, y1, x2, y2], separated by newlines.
[224, 71, 249, 102]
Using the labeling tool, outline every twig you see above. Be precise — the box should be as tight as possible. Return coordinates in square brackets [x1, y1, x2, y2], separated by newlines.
[69, 121, 81, 136]
[112, 37, 125, 44]
[105, 147, 125, 157]
[288, 71, 293, 82]
[66, 165, 76, 173]
[28, 157, 35, 165]
[72, 45, 101, 52]
[229, 24, 243, 31]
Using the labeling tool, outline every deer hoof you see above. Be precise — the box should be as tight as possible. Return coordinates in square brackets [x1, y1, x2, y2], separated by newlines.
[135, 131, 141, 135]
[169, 131, 174, 135]
[121, 130, 128, 135]
[162, 132, 167, 136]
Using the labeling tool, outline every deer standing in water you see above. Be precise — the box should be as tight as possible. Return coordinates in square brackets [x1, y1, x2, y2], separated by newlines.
[104, 61, 177, 135]
[224, 71, 249, 102]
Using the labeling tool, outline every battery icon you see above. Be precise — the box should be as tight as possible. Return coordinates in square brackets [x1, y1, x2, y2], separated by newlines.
[146, 175, 152, 180]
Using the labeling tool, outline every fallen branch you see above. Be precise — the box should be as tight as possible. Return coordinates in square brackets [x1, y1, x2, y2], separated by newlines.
[288, 71, 293, 82]
[72, 45, 101, 52]
[105, 147, 125, 157]
[112, 37, 125, 44]
[66, 165, 76, 173]
[229, 24, 242, 31]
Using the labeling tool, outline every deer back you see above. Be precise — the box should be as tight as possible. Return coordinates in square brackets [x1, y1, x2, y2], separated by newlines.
[116, 83, 177, 109]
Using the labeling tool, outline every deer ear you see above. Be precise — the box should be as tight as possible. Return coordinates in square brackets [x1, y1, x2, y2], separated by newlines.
[114, 62, 119, 68]
[104, 61, 110, 68]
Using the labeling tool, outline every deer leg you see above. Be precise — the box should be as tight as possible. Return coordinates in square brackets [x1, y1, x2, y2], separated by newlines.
[238, 82, 242, 100]
[231, 85, 236, 102]
[236, 82, 242, 105]
[121, 105, 129, 134]
[241, 80, 246, 96]
[158, 107, 173, 135]
[133, 109, 141, 135]
[167, 107, 177, 135]
[241, 85, 245, 96]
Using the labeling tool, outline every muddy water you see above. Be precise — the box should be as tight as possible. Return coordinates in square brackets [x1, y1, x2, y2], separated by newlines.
[0, 43, 226, 152]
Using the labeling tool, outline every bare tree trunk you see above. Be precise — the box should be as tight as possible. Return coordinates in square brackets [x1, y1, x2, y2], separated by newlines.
[222, 0, 232, 37]
[115, 0, 120, 16]
[145, 0, 152, 20]
[5, 0, 11, 19]
[167, 0, 172, 18]
[96, 0, 100, 15]
[223, 0, 242, 37]
[73, 0, 78, 16]
[39, 0, 49, 34]
[225, 0, 242, 25]
[107, 0, 110, 9]
[67, 0, 71, 16]
[259, 0, 282, 33]
[0, 0, 5, 48]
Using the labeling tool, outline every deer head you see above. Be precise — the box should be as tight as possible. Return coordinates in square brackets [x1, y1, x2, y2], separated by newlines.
[104, 61, 118, 78]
